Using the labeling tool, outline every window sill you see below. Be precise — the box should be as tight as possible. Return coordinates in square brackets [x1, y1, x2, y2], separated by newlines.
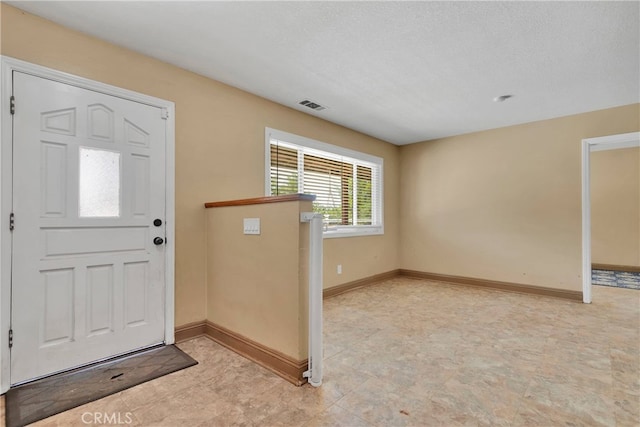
[322, 227, 384, 239]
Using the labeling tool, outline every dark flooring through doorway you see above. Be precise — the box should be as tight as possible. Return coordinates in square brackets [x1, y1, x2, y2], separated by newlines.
[593, 269, 640, 290]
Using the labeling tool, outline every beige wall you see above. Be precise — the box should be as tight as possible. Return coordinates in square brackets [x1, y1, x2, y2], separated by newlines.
[0, 4, 400, 327]
[3, 3, 637, 325]
[591, 147, 640, 267]
[400, 104, 640, 291]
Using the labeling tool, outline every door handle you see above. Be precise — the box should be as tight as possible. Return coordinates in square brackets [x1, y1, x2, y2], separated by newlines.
[153, 237, 164, 245]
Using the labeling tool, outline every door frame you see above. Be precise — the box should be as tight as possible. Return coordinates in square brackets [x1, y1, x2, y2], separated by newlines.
[581, 131, 640, 303]
[0, 56, 176, 393]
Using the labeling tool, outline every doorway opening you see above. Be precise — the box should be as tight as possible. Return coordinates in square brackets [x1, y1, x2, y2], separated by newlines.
[581, 131, 640, 303]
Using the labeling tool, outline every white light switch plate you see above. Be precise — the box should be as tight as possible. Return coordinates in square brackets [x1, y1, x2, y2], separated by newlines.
[243, 218, 260, 235]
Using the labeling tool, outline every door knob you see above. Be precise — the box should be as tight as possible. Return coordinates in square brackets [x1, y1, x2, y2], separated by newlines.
[153, 237, 164, 245]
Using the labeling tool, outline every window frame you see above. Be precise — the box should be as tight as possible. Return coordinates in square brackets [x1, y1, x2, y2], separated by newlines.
[265, 127, 384, 238]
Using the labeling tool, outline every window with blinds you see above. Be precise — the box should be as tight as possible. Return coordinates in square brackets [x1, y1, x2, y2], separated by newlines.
[266, 128, 383, 237]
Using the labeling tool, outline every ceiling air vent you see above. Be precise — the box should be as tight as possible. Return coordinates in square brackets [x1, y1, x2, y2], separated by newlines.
[299, 99, 327, 111]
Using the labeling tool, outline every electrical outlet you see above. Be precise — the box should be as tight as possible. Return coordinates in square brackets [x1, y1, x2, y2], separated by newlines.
[337, 264, 342, 274]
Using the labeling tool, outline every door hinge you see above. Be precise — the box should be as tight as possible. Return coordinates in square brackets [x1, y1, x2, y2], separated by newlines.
[10, 96, 15, 115]
[9, 213, 14, 231]
[160, 108, 168, 120]
[9, 329, 13, 348]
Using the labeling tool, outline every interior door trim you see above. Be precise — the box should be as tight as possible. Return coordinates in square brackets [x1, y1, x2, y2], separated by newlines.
[580, 131, 640, 304]
[0, 56, 176, 393]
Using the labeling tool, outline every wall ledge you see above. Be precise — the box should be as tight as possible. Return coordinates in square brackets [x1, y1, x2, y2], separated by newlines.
[205, 194, 315, 208]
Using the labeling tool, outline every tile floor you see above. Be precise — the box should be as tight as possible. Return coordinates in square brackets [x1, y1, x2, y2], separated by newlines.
[5, 276, 640, 426]
[593, 270, 640, 290]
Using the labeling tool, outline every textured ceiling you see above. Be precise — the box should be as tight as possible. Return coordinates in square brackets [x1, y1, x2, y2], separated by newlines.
[9, 1, 640, 145]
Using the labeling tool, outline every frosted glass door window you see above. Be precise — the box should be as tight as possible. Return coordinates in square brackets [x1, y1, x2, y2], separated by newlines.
[79, 147, 121, 217]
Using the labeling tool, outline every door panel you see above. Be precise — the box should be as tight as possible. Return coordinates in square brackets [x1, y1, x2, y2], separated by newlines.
[11, 72, 167, 384]
[41, 268, 74, 346]
[86, 264, 114, 336]
[42, 227, 148, 256]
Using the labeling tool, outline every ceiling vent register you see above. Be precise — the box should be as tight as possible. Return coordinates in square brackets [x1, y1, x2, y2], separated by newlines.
[299, 100, 327, 111]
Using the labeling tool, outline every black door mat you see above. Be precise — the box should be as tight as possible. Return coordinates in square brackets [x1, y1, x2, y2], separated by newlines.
[5, 344, 198, 427]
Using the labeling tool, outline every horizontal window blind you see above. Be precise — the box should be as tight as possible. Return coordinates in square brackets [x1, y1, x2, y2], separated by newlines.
[269, 136, 382, 233]
[270, 144, 298, 195]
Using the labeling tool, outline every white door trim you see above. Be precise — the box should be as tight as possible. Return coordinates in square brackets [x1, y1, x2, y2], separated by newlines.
[0, 56, 176, 393]
[581, 131, 640, 304]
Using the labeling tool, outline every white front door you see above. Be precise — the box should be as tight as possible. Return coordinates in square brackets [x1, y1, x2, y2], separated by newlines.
[11, 72, 167, 384]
